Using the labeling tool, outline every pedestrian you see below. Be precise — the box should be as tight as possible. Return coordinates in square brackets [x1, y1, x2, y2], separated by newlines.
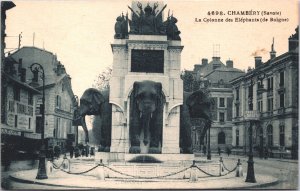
[70, 146, 74, 159]
[202, 145, 207, 155]
[218, 147, 221, 156]
[226, 147, 231, 156]
[264, 146, 268, 159]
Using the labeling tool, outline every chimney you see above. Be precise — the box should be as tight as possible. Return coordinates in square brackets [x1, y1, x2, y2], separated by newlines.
[194, 64, 201, 72]
[270, 37, 276, 59]
[212, 57, 221, 70]
[226, 60, 233, 68]
[255, 56, 262, 68]
[202, 58, 208, 66]
[288, 26, 299, 51]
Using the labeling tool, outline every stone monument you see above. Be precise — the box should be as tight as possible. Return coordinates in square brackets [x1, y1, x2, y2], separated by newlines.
[109, 1, 183, 156]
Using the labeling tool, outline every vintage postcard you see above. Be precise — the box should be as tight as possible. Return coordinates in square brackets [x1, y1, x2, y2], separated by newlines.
[1, 0, 299, 190]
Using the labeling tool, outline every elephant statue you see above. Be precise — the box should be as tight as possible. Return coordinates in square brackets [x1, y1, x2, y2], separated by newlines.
[180, 90, 213, 153]
[73, 88, 112, 151]
[129, 80, 164, 154]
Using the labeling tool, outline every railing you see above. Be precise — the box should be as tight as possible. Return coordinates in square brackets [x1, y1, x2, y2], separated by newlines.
[244, 110, 260, 120]
[278, 107, 285, 115]
[267, 90, 273, 97]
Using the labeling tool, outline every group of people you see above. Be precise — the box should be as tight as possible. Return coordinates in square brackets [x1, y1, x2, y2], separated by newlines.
[69, 145, 95, 158]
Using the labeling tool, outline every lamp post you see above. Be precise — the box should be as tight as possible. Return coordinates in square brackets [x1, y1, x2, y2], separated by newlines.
[245, 74, 257, 183]
[30, 63, 48, 179]
[245, 120, 256, 183]
[207, 122, 211, 160]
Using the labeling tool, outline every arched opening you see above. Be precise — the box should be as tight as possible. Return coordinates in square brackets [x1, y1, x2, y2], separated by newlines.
[218, 131, 225, 144]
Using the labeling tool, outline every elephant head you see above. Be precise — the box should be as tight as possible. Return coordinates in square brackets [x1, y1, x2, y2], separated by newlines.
[74, 88, 106, 143]
[79, 88, 105, 116]
[130, 81, 164, 153]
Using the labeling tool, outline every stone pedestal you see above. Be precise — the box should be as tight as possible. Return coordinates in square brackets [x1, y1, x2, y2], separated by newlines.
[109, 35, 183, 154]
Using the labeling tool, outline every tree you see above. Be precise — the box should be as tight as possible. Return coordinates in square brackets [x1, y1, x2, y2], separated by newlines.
[93, 67, 112, 90]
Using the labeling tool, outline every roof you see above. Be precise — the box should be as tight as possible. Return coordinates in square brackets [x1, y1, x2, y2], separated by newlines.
[192, 57, 244, 84]
[2, 71, 41, 94]
[9, 46, 56, 57]
[35, 73, 74, 98]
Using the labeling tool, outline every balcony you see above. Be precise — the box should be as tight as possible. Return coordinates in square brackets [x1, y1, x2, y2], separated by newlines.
[244, 110, 260, 121]
[278, 107, 285, 115]
[278, 83, 285, 93]
[267, 90, 273, 97]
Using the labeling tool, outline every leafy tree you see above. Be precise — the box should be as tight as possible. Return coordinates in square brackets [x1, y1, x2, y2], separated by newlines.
[92, 67, 112, 91]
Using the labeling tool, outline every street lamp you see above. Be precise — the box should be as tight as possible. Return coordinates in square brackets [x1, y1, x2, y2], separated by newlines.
[245, 120, 256, 183]
[207, 121, 211, 160]
[30, 63, 48, 179]
[245, 70, 266, 183]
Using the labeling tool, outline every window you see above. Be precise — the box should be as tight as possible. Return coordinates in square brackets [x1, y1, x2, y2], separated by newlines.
[279, 71, 284, 87]
[236, 129, 239, 146]
[218, 132, 226, 144]
[236, 105, 239, 117]
[257, 100, 263, 112]
[280, 94, 284, 108]
[248, 85, 253, 98]
[236, 88, 239, 100]
[56, 117, 60, 138]
[219, 112, 225, 122]
[267, 77, 273, 91]
[267, 125, 273, 146]
[56, 95, 61, 109]
[28, 92, 33, 105]
[219, 98, 225, 107]
[28, 118, 31, 129]
[267, 98, 273, 112]
[14, 87, 20, 101]
[219, 97, 225, 107]
[280, 125, 285, 146]
[14, 115, 18, 127]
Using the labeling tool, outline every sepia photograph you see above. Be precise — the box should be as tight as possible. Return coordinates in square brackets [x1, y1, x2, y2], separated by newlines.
[1, 0, 299, 189]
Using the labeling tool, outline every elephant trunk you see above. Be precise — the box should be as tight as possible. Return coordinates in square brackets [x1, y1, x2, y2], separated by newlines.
[140, 112, 152, 145]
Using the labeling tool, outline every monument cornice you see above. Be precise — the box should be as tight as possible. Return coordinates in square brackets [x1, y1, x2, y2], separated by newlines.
[128, 42, 168, 50]
[167, 46, 184, 52]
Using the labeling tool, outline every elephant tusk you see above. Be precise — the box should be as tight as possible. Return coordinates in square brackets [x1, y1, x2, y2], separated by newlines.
[140, 113, 142, 118]
[150, 112, 153, 118]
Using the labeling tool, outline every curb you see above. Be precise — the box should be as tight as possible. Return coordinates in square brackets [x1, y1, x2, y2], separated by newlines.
[9, 175, 94, 189]
[9, 171, 279, 189]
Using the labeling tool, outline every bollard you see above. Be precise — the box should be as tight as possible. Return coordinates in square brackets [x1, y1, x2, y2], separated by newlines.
[97, 159, 105, 180]
[189, 160, 198, 182]
[47, 160, 53, 174]
[235, 159, 243, 177]
[219, 157, 223, 176]
[62, 154, 70, 171]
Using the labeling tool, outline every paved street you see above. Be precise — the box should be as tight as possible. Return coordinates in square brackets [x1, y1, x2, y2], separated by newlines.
[211, 154, 298, 189]
[2, 154, 298, 190]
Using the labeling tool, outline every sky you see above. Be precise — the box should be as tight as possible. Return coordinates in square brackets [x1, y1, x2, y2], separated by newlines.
[5, 0, 299, 97]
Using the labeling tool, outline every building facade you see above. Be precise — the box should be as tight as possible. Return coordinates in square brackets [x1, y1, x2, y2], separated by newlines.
[1, 56, 41, 158]
[9, 47, 77, 152]
[231, 27, 298, 159]
[1, 1, 15, 68]
[183, 56, 244, 151]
